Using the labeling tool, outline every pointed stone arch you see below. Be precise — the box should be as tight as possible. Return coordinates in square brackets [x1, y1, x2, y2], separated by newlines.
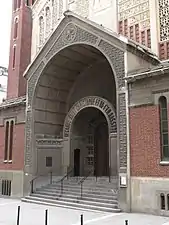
[24, 12, 127, 179]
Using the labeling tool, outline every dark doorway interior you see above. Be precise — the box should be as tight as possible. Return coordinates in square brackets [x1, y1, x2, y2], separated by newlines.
[74, 149, 80, 176]
[94, 122, 109, 176]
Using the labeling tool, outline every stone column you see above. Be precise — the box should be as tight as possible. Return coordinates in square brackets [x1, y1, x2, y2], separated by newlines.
[109, 133, 117, 176]
[62, 138, 71, 174]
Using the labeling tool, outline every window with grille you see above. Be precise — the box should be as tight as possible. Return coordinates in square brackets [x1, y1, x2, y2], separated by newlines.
[46, 157, 52, 167]
[161, 193, 165, 210]
[4, 119, 15, 163]
[87, 157, 94, 165]
[12, 45, 16, 69]
[14, 18, 19, 39]
[159, 96, 169, 161]
[1, 180, 11, 196]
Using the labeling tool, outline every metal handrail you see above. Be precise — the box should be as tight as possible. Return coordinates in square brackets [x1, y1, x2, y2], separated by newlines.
[60, 167, 73, 196]
[30, 167, 73, 194]
[78, 168, 94, 199]
[30, 171, 53, 194]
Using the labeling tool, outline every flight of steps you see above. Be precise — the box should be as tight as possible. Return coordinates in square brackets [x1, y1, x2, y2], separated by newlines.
[22, 177, 121, 213]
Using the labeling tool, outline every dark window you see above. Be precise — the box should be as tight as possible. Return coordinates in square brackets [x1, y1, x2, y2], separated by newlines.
[4, 121, 9, 161]
[13, 0, 17, 11]
[9, 121, 14, 161]
[1, 180, 11, 196]
[26, 0, 30, 6]
[167, 194, 169, 210]
[17, 0, 21, 8]
[161, 193, 165, 210]
[14, 18, 19, 39]
[12, 45, 16, 69]
[159, 96, 169, 161]
[46, 157, 52, 167]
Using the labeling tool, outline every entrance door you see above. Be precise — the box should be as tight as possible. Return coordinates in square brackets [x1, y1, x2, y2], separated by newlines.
[94, 122, 109, 176]
[74, 149, 80, 176]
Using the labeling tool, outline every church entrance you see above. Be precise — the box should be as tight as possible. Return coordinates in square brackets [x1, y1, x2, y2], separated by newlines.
[71, 107, 109, 177]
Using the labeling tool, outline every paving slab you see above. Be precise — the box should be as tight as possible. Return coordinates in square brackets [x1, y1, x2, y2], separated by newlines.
[0, 199, 169, 225]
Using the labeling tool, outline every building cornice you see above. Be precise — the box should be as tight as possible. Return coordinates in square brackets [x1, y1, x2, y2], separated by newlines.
[0, 96, 26, 110]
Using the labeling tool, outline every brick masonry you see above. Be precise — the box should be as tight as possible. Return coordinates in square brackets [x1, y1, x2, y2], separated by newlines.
[7, 3, 32, 99]
[0, 123, 25, 170]
[130, 105, 169, 177]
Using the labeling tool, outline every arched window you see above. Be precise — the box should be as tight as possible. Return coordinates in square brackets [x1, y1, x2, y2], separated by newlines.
[4, 121, 9, 161]
[13, 0, 17, 11]
[39, 16, 44, 46]
[159, 96, 169, 161]
[17, 0, 21, 9]
[9, 120, 14, 161]
[45, 7, 51, 38]
[26, 0, 30, 6]
[160, 193, 165, 210]
[12, 45, 16, 69]
[52, 0, 57, 28]
[14, 17, 19, 39]
[167, 194, 169, 210]
[59, 0, 63, 18]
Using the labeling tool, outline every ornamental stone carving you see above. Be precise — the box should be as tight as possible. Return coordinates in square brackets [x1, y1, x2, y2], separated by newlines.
[159, 0, 169, 41]
[119, 0, 150, 28]
[62, 24, 77, 44]
[36, 138, 63, 148]
[63, 96, 117, 138]
[25, 16, 128, 171]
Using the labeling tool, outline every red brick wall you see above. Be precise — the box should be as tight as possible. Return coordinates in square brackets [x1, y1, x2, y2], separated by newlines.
[0, 123, 25, 170]
[130, 105, 169, 177]
[7, 2, 32, 99]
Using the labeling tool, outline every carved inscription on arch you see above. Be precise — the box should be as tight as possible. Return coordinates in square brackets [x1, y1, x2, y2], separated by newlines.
[63, 96, 117, 138]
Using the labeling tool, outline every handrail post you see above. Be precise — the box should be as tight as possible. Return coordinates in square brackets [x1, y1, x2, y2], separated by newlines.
[50, 171, 52, 185]
[31, 180, 34, 193]
[109, 167, 111, 183]
[67, 166, 68, 180]
[61, 179, 63, 196]
[81, 183, 83, 199]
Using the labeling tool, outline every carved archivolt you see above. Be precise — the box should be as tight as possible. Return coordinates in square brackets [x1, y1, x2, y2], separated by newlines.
[63, 96, 117, 138]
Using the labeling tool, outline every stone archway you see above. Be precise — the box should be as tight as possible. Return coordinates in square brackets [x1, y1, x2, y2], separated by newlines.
[24, 18, 127, 176]
[24, 13, 128, 211]
[62, 96, 117, 177]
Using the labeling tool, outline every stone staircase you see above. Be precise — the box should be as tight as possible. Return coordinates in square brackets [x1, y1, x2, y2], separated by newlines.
[22, 177, 121, 213]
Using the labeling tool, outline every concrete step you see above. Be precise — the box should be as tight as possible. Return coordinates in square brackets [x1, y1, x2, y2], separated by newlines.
[48, 182, 118, 189]
[22, 196, 121, 213]
[43, 184, 118, 193]
[36, 186, 117, 196]
[35, 189, 118, 200]
[30, 193, 118, 209]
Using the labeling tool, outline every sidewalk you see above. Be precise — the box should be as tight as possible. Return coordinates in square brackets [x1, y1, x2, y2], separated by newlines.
[0, 199, 168, 225]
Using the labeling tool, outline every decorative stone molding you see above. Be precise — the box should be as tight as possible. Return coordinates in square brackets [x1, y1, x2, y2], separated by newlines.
[63, 96, 117, 138]
[36, 138, 63, 148]
[159, 0, 169, 41]
[62, 23, 77, 44]
[118, 0, 150, 29]
[25, 15, 128, 171]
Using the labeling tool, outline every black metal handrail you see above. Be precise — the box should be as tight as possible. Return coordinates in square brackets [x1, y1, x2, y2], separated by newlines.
[30, 167, 73, 194]
[78, 168, 94, 199]
[60, 167, 73, 196]
[30, 171, 53, 194]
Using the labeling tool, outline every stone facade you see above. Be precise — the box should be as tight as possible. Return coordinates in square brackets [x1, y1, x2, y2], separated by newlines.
[1, 0, 169, 217]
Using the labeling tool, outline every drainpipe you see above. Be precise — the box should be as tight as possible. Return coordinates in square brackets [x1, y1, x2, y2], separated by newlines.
[124, 51, 131, 212]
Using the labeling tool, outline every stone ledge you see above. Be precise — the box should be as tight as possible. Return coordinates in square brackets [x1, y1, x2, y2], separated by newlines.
[159, 161, 169, 166]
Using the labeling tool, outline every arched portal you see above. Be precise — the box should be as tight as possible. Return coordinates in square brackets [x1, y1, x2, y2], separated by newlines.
[31, 44, 118, 177]
[71, 107, 110, 177]
[63, 96, 117, 177]
[24, 19, 128, 180]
